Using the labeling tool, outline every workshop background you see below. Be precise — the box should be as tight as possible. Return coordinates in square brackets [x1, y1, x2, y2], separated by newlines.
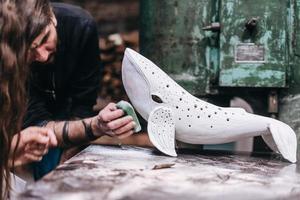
[53, 0, 300, 159]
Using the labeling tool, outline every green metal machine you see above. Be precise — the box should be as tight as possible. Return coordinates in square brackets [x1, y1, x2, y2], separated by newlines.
[140, 0, 300, 158]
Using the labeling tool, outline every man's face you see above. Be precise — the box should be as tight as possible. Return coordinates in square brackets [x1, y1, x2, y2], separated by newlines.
[28, 17, 58, 64]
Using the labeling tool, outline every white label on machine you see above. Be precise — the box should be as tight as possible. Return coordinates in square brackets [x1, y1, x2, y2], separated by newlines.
[235, 43, 265, 63]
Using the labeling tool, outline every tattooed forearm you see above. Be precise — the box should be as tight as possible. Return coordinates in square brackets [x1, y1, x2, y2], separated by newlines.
[45, 117, 100, 147]
[81, 120, 97, 141]
[62, 121, 73, 146]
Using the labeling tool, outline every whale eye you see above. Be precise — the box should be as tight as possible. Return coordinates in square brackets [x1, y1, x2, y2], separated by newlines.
[151, 94, 163, 103]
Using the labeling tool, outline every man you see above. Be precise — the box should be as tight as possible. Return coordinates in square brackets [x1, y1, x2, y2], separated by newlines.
[23, 1, 135, 179]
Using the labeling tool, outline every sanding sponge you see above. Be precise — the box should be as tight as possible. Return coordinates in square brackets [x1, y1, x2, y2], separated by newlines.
[116, 100, 141, 133]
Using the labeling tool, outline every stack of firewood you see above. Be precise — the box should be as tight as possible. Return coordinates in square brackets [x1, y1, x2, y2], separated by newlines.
[94, 31, 139, 111]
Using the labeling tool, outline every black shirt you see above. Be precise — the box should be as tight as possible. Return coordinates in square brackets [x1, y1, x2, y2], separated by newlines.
[24, 3, 102, 128]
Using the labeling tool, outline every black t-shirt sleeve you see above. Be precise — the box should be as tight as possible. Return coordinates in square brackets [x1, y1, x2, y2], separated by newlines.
[69, 19, 102, 118]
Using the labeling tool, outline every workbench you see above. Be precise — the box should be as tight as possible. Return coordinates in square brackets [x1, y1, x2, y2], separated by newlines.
[18, 145, 300, 200]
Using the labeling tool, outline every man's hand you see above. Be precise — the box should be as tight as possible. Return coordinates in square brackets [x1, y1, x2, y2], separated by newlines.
[10, 127, 58, 167]
[92, 103, 136, 139]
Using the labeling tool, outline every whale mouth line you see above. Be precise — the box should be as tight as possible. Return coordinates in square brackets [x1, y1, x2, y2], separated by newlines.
[126, 51, 152, 86]
[125, 50, 152, 96]
[125, 49, 166, 106]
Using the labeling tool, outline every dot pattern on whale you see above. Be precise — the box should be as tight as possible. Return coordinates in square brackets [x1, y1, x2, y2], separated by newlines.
[123, 48, 297, 163]
[132, 50, 247, 134]
[148, 107, 175, 155]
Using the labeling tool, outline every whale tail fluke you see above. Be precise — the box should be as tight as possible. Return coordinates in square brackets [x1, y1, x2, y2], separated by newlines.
[263, 121, 297, 163]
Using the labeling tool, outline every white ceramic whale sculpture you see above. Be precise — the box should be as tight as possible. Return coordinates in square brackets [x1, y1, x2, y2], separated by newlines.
[121, 48, 297, 163]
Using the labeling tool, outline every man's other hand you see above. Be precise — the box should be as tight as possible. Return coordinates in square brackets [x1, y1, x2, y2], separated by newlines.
[10, 127, 58, 167]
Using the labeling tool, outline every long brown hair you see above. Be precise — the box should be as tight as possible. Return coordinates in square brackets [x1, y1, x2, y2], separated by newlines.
[0, 0, 27, 199]
[0, 0, 52, 199]
[16, 0, 53, 47]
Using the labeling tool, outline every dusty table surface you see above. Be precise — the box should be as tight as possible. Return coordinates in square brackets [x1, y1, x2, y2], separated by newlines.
[19, 145, 300, 200]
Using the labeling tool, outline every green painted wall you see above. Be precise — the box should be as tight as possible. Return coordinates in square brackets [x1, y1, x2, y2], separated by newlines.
[140, 0, 300, 158]
[296, 0, 300, 58]
[140, 0, 292, 92]
[279, 0, 300, 161]
[140, 0, 220, 95]
[219, 0, 288, 87]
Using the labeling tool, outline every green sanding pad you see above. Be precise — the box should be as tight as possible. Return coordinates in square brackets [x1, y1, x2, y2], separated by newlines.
[116, 100, 141, 133]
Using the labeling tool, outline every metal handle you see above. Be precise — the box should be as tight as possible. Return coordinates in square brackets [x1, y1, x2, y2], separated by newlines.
[202, 22, 221, 32]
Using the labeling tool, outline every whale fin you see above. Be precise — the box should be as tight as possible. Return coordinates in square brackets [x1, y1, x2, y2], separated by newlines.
[265, 121, 297, 163]
[147, 106, 177, 156]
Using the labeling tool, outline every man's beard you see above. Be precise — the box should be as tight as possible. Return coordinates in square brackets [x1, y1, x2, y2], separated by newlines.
[44, 53, 55, 64]
[30, 53, 56, 71]
[32, 53, 56, 66]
